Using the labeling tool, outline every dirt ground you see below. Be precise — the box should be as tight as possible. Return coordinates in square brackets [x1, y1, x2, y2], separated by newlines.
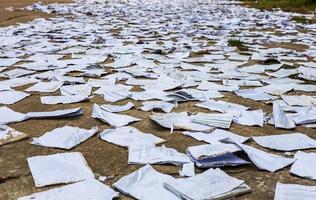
[0, 0, 71, 27]
[0, 1, 316, 200]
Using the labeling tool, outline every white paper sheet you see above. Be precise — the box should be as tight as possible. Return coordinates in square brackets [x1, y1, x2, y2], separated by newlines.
[100, 102, 134, 113]
[40, 95, 88, 104]
[164, 168, 251, 200]
[191, 113, 233, 129]
[290, 151, 316, 180]
[128, 145, 191, 165]
[235, 89, 277, 101]
[150, 112, 214, 132]
[92, 104, 140, 127]
[31, 126, 98, 149]
[281, 95, 316, 107]
[0, 106, 28, 125]
[60, 84, 92, 97]
[25, 81, 64, 93]
[99, 126, 165, 148]
[27, 152, 95, 187]
[253, 133, 316, 151]
[182, 129, 249, 144]
[225, 139, 294, 172]
[187, 143, 241, 160]
[113, 164, 180, 200]
[27, 107, 83, 119]
[195, 100, 248, 117]
[0, 90, 30, 105]
[18, 179, 119, 200]
[179, 163, 195, 177]
[2, 68, 35, 78]
[272, 101, 296, 129]
[274, 183, 316, 200]
[233, 110, 264, 127]
[141, 101, 175, 113]
[0, 126, 29, 146]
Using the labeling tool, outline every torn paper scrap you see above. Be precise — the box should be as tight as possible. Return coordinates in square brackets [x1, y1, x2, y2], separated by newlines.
[27, 152, 95, 187]
[274, 183, 316, 200]
[179, 163, 195, 177]
[113, 164, 180, 200]
[0, 90, 30, 105]
[252, 133, 316, 151]
[164, 168, 251, 200]
[128, 145, 191, 165]
[100, 102, 134, 113]
[0, 126, 29, 146]
[99, 126, 165, 148]
[18, 179, 119, 200]
[92, 104, 140, 127]
[290, 151, 316, 180]
[31, 126, 98, 149]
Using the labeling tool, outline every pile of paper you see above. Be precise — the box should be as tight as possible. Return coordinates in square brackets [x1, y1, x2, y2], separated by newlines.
[164, 168, 251, 200]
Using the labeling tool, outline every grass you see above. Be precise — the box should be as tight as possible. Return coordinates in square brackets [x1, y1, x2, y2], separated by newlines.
[227, 39, 248, 51]
[243, 0, 316, 13]
[292, 16, 316, 24]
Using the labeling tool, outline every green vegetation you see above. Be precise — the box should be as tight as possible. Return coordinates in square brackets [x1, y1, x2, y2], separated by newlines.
[228, 39, 248, 51]
[292, 16, 316, 24]
[244, 0, 316, 13]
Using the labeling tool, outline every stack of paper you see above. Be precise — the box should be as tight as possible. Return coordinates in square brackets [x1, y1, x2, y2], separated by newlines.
[164, 168, 251, 199]
[187, 143, 249, 168]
